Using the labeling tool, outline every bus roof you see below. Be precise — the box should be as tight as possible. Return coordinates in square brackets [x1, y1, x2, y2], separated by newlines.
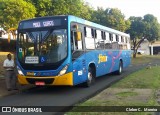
[68, 15, 130, 38]
[19, 15, 130, 37]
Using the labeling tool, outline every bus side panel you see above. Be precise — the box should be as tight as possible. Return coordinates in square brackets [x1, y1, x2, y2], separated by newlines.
[72, 51, 101, 85]
[84, 50, 112, 77]
[109, 50, 119, 72]
[84, 51, 109, 77]
[72, 50, 131, 85]
[122, 50, 131, 68]
[103, 50, 121, 74]
[95, 50, 106, 77]
[72, 54, 87, 85]
[96, 50, 111, 77]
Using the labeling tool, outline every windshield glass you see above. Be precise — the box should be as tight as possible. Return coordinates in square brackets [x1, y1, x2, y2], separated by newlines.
[17, 29, 67, 68]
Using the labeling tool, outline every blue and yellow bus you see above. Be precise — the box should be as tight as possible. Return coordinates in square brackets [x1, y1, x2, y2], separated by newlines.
[17, 15, 131, 87]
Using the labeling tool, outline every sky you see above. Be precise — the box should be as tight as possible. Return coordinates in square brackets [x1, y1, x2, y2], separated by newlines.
[85, 0, 160, 22]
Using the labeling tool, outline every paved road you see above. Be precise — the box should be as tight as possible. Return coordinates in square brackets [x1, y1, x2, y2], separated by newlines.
[0, 59, 160, 115]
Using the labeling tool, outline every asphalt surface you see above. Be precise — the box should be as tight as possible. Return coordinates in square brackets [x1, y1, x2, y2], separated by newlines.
[0, 58, 160, 115]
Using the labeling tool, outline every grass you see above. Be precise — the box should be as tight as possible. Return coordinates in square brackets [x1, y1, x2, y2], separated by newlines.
[112, 66, 160, 89]
[115, 91, 138, 98]
[131, 55, 151, 65]
[131, 55, 160, 65]
[67, 66, 160, 115]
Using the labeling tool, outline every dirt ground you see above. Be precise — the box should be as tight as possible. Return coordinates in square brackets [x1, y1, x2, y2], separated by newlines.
[89, 88, 153, 103]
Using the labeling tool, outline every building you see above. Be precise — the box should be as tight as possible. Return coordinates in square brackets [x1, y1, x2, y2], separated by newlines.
[149, 41, 160, 55]
[138, 39, 160, 55]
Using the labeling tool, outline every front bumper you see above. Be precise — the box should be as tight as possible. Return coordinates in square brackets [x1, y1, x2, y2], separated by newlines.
[18, 72, 73, 86]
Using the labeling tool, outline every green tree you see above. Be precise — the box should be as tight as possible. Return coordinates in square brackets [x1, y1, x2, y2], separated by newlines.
[91, 8, 131, 32]
[127, 14, 160, 58]
[0, 0, 36, 30]
[126, 16, 145, 58]
[143, 14, 160, 41]
[25, 0, 53, 17]
[27, 0, 93, 20]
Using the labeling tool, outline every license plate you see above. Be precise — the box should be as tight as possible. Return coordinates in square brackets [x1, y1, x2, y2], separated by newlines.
[35, 82, 45, 86]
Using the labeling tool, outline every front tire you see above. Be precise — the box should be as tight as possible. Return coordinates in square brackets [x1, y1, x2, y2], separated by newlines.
[84, 67, 95, 87]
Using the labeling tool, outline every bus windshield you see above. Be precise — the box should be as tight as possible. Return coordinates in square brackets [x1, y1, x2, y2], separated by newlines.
[17, 29, 68, 70]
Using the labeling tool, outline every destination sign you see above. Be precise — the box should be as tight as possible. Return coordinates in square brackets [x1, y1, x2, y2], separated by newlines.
[33, 21, 54, 28]
[19, 19, 62, 29]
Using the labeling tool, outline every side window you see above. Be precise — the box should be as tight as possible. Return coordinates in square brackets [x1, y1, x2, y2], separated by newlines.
[91, 28, 94, 38]
[112, 34, 116, 42]
[95, 30, 104, 49]
[119, 36, 128, 50]
[84, 27, 86, 37]
[116, 35, 119, 42]
[71, 31, 83, 52]
[105, 32, 110, 42]
[103, 32, 106, 40]
[104, 32, 111, 49]
[77, 32, 83, 50]
[118, 36, 121, 43]
[101, 31, 104, 40]
[111, 34, 119, 49]
[95, 30, 97, 38]
[125, 37, 128, 43]
[123, 36, 126, 43]
[109, 33, 113, 41]
[85, 27, 95, 49]
[121, 36, 124, 42]
[86, 27, 92, 38]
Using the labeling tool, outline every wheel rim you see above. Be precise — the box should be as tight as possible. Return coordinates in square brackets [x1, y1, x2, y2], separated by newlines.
[119, 65, 122, 73]
[88, 72, 92, 83]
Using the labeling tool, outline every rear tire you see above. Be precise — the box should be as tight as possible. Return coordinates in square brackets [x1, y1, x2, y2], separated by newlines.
[84, 67, 95, 87]
[116, 61, 123, 75]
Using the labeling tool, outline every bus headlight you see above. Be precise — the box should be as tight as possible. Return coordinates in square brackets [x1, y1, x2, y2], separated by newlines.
[17, 66, 24, 76]
[58, 65, 68, 76]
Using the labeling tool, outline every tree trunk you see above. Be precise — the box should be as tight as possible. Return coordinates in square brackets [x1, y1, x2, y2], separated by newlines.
[132, 37, 145, 58]
[132, 38, 137, 58]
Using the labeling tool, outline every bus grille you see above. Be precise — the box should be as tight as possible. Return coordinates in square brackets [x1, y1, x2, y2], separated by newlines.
[26, 78, 54, 84]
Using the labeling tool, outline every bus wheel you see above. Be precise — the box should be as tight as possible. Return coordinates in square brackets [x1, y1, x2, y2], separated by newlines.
[117, 61, 123, 75]
[84, 67, 95, 87]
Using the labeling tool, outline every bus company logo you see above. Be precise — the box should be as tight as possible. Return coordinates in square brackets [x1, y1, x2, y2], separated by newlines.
[26, 72, 35, 76]
[2, 107, 11, 112]
[98, 54, 107, 64]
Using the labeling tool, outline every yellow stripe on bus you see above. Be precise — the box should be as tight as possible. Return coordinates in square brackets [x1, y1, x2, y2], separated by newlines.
[18, 72, 73, 86]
